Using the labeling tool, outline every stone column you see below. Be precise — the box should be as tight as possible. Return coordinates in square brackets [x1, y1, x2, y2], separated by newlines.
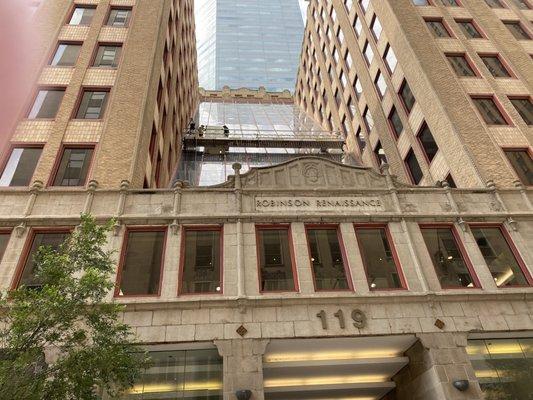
[393, 333, 483, 400]
[215, 339, 269, 400]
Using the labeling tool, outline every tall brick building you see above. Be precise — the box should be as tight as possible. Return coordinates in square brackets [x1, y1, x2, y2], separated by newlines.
[295, 0, 532, 189]
[0, 1, 532, 400]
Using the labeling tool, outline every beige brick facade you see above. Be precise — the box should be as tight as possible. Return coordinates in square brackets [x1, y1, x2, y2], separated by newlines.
[295, 0, 533, 189]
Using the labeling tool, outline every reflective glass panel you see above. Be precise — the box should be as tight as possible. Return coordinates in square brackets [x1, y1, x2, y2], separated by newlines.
[257, 228, 295, 292]
[0, 147, 42, 187]
[53, 147, 93, 186]
[181, 229, 221, 294]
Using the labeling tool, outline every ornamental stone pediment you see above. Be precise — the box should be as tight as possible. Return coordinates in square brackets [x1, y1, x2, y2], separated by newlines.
[219, 157, 398, 190]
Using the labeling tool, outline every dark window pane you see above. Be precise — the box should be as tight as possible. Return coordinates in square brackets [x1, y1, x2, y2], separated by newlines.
[421, 227, 476, 288]
[307, 228, 349, 291]
[509, 98, 533, 125]
[399, 80, 416, 113]
[127, 348, 223, 398]
[445, 174, 457, 188]
[388, 107, 403, 138]
[50, 43, 81, 66]
[405, 149, 423, 184]
[418, 123, 439, 162]
[118, 230, 165, 296]
[181, 229, 221, 294]
[511, 0, 531, 9]
[19, 232, 70, 288]
[363, 107, 374, 132]
[472, 97, 507, 125]
[28, 89, 65, 119]
[457, 20, 483, 38]
[426, 20, 451, 37]
[0, 233, 10, 261]
[0, 147, 42, 187]
[53, 147, 94, 186]
[356, 228, 403, 289]
[504, 21, 530, 40]
[374, 141, 387, 165]
[257, 228, 295, 292]
[485, 0, 504, 6]
[69, 7, 95, 25]
[471, 227, 529, 287]
[480, 55, 511, 77]
[504, 150, 533, 185]
[76, 91, 109, 119]
[107, 9, 132, 27]
[447, 55, 476, 76]
[93, 45, 122, 67]
[356, 127, 366, 151]
[442, 0, 460, 5]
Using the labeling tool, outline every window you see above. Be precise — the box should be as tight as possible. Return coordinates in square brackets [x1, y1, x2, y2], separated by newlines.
[504, 149, 533, 185]
[50, 43, 82, 66]
[28, 89, 65, 119]
[420, 226, 477, 288]
[471, 226, 531, 287]
[128, 348, 223, 399]
[52, 146, 94, 186]
[425, 19, 452, 37]
[479, 55, 512, 77]
[356, 127, 366, 151]
[115, 228, 165, 296]
[472, 97, 508, 125]
[68, 6, 95, 25]
[180, 227, 222, 294]
[442, 0, 460, 5]
[370, 15, 382, 40]
[446, 54, 477, 77]
[76, 90, 109, 119]
[399, 80, 416, 114]
[306, 227, 350, 291]
[107, 8, 132, 27]
[383, 44, 398, 74]
[363, 106, 374, 132]
[417, 123, 439, 162]
[0, 147, 43, 187]
[363, 41, 374, 65]
[360, 0, 370, 13]
[509, 97, 533, 125]
[504, 21, 531, 40]
[17, 230, 70, 289]
[354, 76, 363, 99]
[468, 338, 533, 400]
[354, 16, 363, 37]
[257, 226, 296, 292]
[374, 141, 387, 165]
[445, 174, 457, 188]
[93, 44, 122, 68]
[412, 0, 431, 4]
[405, 149, 423, 184]
[0, 231, 10, 262]
[388, 106, 403, 138]
[484, 0, 505, 6]
[355, 226, 404, 290]
[456, 20, 483, 38]
[374, 70, 387, 98]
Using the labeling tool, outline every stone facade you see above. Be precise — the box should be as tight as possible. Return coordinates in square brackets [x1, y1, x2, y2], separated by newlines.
[0, 157, 531, 399]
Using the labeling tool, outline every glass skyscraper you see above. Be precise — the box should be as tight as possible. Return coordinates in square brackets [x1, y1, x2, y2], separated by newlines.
[196, 0, 305, 92]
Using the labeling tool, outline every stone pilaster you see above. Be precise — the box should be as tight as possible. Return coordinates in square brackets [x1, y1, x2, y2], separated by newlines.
[394, 333, 483, 400]
[215, 339, 269, 400]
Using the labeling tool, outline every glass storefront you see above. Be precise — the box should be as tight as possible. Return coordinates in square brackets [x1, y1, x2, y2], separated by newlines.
[122, 348, 223, 400]
[468, 338, 533, 400]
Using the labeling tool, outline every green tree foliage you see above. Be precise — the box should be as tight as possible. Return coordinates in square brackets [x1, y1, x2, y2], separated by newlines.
[0, 215, 144, 400]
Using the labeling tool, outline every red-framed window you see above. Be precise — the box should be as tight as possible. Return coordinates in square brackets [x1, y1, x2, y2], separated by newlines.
[114, 226, 167, 297]
[305, 225, 352, 292]
[256, 225, 298, 293]
[12, 228, 72, 289]
[50, 144, 95, 187]
[0, 229, 12, 263]
[179, 226, 223, 295]
[0, 144, 44, 187]
[419, 224, 481, 289]
[503, 147, 533, 186]
[470, 224, 532, 287]
[354, 225, 406, 290]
